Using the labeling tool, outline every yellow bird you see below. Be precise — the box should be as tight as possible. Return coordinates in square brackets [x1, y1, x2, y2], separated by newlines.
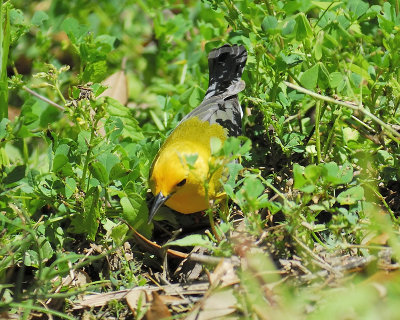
[148, 44, 247, 222]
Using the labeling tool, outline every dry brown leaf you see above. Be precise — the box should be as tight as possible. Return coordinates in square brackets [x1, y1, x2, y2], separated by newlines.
[126, 290, 146, 315]
[99, 70, 128, 105]
[186, 288, 237, 320]
[145, 292, 172, 320]
[209, 259, 238, 287]
[368, 233, 390, 245]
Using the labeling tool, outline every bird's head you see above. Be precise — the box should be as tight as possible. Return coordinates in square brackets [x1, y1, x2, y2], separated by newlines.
[148, 141, 210, 222]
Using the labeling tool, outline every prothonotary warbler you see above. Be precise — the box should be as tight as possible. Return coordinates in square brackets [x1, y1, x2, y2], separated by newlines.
[148, 44, 247, 222]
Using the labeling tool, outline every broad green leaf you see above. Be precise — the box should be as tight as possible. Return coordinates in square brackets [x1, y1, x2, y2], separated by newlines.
[210, 137, 222, 154]
[53, 154, 68, 172]
[189, 86, 201, 108]
[349, 63, 371, 81]
[343, 127, 360, 143]
[329, 72, 344, 88]
[295, 13, 313, 41]
[121, 193, 149, 231]
[243, 176, 265, 199]
[275, 52, 303, 71]
[337, 186, 364, 205]
[111, 224, 129, 246]
[300, 64, 319, 89]
[55, 144, 70, 156]
[317, 62, 330, 88]
[31, 10, 48, 26]
[261, 15, 278, 34]
[77, 131, 91, 154]
[293, 164, 316, 193]
[304, 164, 322, 183]
[61, 17, 89, 44]
[110, 163, 131, 180]
[337, 163, 353, 184]
[89, 161, 109, 185]
[24, 250, 39, 267]
[97, 152, 119, 172]
[82, 60, 108, 83]
[348, 0, 369, 19]
[3, 165, 26, 185]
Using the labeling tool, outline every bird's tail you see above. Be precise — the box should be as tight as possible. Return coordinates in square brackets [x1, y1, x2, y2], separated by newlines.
[204, 44, 247, 99]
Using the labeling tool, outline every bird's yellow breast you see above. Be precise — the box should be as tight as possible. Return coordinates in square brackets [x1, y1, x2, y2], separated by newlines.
[149, 117, 226, 214]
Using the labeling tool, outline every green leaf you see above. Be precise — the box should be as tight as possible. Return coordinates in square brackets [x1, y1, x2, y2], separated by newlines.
[53, 154, 68, 172]
[348, 0, 369, 19]
[337, 186, 364, 205]
[97, 152, 119, 172]
[82, 60, 108, 83]
[110, 163, 131, 180]
[106, 98, 144, 141]
[184, 154, 198, 167]
[323, 162, 340, 184]
[261, 15, 278, 34]
[0, 118, 9, 139]
[242, 176, 265, 200]
[304, 164, 322, 183]
[3, 165, 26, 185]
[329, 72, 344, 88]
[166, 234, 213, 247]
[300, 64, 319, 89]
[111, 224, 129, 246]
[317, 62, 330, 88]
[89, 161, 109, 185]
[83, 187, 100, 240]
[65, 177, 77, 199]
[77, 131, 91, 154]
[189, 87, 201, 108]
[295, 13, 313, 41]
[24, 250, 39, 267]
[31, 11, 48, 26]
[121, 193, 149, 231]
[337, 163, 353, 184]
[210, 137, 222, 154]
[293, 164, 315, 193]
[61, 17, 88, 44]
[275, 52, 303, 71]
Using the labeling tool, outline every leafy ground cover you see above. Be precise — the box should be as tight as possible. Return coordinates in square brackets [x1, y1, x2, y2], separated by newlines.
[1, 0, 400, 319]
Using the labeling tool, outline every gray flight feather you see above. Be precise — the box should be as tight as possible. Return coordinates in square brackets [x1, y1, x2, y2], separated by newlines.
[179, 44, 247, 137]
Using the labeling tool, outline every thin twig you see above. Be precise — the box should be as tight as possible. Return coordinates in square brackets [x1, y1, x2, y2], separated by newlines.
[292, 235, 336, 273]
[23, 86, 65, 111]
[284, 81, 400, 142]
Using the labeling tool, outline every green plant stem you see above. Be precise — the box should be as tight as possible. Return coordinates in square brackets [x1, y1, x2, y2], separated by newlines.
[23, 86, 65, 111]
[55, 81, 66, 104]
[323, 110, 341, 156]
[0, 0, 10, 119]
[80, 127, 96, 190]
[315, 100, 322, 163]
[284, 81, 400, 143]
[6, 302, 77, 320]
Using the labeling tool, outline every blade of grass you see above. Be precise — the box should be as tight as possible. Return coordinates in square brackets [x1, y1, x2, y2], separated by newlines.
[0, 0, 10, 119]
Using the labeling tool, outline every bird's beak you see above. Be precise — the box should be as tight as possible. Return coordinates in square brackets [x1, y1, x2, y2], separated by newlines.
[148, 191, 171, 224]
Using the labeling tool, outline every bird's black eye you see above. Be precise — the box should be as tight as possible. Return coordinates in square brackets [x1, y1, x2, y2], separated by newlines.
[177, 179, 186, 187]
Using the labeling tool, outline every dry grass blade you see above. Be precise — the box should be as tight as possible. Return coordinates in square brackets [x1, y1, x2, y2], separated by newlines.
[72, 282, 209, 309]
